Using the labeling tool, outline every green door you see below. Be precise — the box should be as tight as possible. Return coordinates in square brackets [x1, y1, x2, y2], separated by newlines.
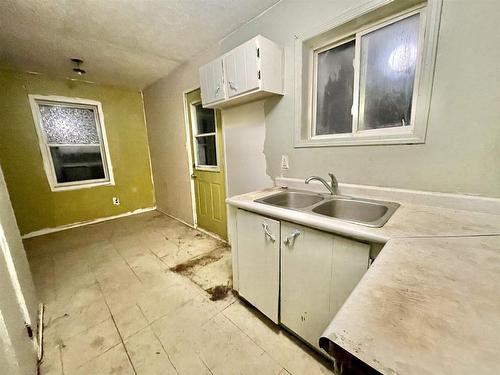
[186, 89, 227, 240]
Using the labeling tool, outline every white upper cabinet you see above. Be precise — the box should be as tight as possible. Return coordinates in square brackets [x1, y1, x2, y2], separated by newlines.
[224, 39, 260, 98]
[199, 35, 283, 108]
[199, 57, 225, 105]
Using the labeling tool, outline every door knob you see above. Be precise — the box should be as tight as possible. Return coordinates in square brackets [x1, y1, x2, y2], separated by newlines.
[191, 174, 197, 179]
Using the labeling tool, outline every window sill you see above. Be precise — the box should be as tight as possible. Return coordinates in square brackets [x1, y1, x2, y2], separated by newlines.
[51, 181, 114, 192]
[195, 165, 220, 172]
[295, 132, 425, 148]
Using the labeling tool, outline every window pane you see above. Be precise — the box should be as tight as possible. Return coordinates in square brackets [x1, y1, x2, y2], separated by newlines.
[49, 146, 105, 183]
[359, 14, 420, 130]
[315, 40, 355, 135]
[195, 104, 215, 134]
[196, 135, 217, 166]
[39, 104, 99, 144]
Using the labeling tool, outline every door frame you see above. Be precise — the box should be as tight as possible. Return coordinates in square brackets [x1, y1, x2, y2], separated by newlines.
[182, 87, 230, 239]
[182, 87, 199, 227]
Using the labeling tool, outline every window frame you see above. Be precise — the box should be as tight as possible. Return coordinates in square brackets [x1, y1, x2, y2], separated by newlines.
[28, 95, 115, 191]
[295, 0, 442, 148]
[190, 100, 220, 171]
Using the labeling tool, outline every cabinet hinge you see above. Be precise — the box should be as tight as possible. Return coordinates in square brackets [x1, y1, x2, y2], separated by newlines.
[256, 48, 260, 58]
[257, 70, 261, 80]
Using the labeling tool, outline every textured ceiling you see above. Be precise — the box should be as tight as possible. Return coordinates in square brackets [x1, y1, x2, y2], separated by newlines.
[0, 0, 279, 89]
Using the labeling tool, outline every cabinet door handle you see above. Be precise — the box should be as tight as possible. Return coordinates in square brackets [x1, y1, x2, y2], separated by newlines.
[262, 222, 276, 242]
[215, 85, 220, 95]
[284, 230, 301, 246]
[229, 81, 238, 91]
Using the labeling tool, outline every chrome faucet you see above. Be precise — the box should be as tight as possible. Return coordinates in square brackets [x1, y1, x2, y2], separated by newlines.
[305, 173, 339, 195]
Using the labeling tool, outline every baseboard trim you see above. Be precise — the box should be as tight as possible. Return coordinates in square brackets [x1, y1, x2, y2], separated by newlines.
[155, 208, 228, 244]
[21, 207, 157, 239]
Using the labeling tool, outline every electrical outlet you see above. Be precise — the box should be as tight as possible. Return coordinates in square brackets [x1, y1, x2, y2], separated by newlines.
[281, 155, 289, 170]
[112, 197, 120, 206]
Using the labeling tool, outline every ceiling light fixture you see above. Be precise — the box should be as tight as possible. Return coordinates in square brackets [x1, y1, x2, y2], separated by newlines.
[71, 58, 86, 75]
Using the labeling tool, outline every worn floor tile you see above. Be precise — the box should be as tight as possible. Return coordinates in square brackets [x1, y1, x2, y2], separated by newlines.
[196, 313, 283, 375]
[166, 338, 213, 375]
[137, 281, 201, 322]
[39, 345, 63, 375]
[223, 300, 334, 375]
[125, 327, 177, 375]
[44, 297, 111, 350]
[27, 210, 332, 374]
[151, 294, 220, 351]
[72, 343, 134, 375]
[113, 304, 149, 339]
[61, 318, 121, 371]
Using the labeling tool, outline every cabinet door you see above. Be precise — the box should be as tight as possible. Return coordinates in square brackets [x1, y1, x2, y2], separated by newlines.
[237, 209, 280, 323]
[223, 39, 260, 98]
[280, 222, 370, 349]
[199, 58, 225, 105]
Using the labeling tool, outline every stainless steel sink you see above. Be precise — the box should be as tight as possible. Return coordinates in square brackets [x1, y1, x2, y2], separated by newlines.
[255, 191, 325, 209]
[254, 190, 399, 227]
[311, 197, 399, 227]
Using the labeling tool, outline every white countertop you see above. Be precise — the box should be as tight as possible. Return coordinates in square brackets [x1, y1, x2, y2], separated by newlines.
[226, 187, 500, 374]
[226, 188, 500, 242]
[320, 236, 500, 375]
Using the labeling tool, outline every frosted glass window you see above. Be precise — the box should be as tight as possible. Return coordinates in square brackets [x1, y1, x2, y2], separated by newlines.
[315, 40, 355, 135]
[30, 97, 112, 189]
[39, 104, 100, 144]
[359, 14, 420, 130]
[307, 9, 427, 145]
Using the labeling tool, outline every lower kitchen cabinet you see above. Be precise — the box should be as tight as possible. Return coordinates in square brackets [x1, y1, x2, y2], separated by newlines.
[236, 209, 280, 323]
[280, 221, 370, 349]
[234, 209, 370, 349]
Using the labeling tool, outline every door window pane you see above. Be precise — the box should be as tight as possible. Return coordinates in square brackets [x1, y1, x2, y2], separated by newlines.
[39, 104, 99, 144]
[359, 14, 420, 130]
[196, 135, 217, 166]
[195, 104, 215, 134]
[315, 40, 355, 135]
[49, 146, 105, 183]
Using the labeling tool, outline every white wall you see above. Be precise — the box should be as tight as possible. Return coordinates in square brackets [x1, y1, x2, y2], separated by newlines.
[143, 48, 222, 224]
[0, 167, 38, 374]
[143, 0, 500, 224]
[220, 0, 500, 197]
[222, 101, 273, 197]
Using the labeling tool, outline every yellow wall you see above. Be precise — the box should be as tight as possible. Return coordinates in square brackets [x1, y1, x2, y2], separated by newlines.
[0, 70, 155, 235]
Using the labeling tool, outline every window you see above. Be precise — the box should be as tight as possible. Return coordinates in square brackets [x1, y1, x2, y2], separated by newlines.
[29, 95, 114, 191]
[295, 0, 442, 147]
[191, 102, 218, 168]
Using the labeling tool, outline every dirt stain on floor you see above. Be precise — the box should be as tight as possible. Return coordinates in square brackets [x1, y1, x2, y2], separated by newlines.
[170, 246, 227, 275]
[170, 245, 233, 301]
[206, 283, 230, 301]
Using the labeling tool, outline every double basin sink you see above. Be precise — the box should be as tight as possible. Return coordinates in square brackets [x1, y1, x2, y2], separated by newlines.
[255, 190, 399, 228]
